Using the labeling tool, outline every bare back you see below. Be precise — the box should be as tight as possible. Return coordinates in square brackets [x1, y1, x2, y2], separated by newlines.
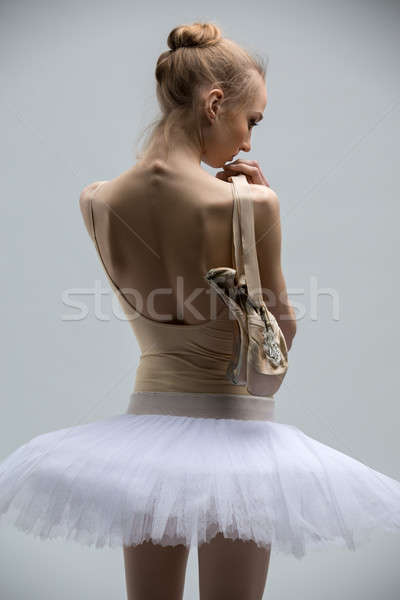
[80, 161, 272, 326]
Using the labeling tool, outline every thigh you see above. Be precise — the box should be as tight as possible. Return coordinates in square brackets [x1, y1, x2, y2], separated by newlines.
[198, 532, 271, 600]
[123, 540, 190, 600]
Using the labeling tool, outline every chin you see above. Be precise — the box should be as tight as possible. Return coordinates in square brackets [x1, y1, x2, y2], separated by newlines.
[203, 156, 230, 169]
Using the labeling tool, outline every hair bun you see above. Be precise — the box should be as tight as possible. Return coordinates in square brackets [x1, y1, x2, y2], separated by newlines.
[167, 22, 222, 51]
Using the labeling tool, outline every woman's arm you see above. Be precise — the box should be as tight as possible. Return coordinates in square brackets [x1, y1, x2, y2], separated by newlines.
[255, 189, 297, 351]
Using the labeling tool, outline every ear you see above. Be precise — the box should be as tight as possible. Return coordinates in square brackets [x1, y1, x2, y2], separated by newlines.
[204, 88, 224, 122]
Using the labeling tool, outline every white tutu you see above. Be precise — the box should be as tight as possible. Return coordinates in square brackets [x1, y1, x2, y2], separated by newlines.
[1, 391, 400, 560]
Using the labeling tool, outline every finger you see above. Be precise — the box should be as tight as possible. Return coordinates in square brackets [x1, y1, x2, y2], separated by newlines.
[227, 159, 257, 166]
[225, 163, 271, 187]
[223, 164, 263, 185]
[224, 160, 259, 171]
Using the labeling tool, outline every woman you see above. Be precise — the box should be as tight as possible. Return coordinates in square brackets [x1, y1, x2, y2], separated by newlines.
[1, 21, 400, 600]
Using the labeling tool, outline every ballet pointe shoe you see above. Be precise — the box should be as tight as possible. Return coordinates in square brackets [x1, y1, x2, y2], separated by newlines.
[244, 296, 288, 397]
[204, 267, 248, 385]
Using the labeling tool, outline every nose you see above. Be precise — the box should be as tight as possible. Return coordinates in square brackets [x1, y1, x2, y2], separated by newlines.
[239, 140, 251, 152]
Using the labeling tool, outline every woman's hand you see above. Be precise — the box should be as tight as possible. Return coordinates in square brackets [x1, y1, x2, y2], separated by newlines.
[216, 159, 271, 187]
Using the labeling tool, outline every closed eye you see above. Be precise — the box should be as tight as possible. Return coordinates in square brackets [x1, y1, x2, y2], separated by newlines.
[249, 120, 259, 130]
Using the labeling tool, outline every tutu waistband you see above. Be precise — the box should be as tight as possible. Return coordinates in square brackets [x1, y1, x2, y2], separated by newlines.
[127, 390, 275, 421]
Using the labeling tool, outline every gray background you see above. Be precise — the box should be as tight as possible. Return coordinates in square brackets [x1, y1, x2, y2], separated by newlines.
[1, 0, 399, 598]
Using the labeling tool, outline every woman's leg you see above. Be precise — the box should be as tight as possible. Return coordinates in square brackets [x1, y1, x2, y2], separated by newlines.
[123, 540, 190, 600]
[198, 532, 272, 600]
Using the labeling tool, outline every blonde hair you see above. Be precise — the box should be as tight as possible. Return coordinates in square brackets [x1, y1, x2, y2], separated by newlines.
[134, 21, 268, 160]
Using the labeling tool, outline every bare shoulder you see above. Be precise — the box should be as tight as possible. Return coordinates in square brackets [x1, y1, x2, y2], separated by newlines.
[250, 184, 280, 225]
[79, 188, 92, 240]
[80, 179, 110, 202]
[79, 180, 108, 241]
[251, 183, 279, 204]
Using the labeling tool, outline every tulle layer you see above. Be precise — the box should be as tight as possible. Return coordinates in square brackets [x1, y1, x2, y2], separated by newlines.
[0, 412, 400, 559]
